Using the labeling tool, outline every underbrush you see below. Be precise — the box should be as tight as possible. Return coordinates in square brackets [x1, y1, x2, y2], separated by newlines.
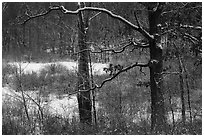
[3, 63, 77, 95]
[2, 105, 202, 135]
[2, 63, 202, 135]
[2, 63, 18, 86]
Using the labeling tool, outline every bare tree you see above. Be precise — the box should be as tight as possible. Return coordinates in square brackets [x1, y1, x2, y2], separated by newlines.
[16, 2, 201, 134]
[77, 2, 92, 126]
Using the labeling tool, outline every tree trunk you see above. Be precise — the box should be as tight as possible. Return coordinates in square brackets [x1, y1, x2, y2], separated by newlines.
[58, 14, 64, 58]
[178, 56, 186, 126]
[148, 4, 166, 133]
[182, 58, 192, 125]
[28, 24, 34, 56]
[89, 52, 98, 129]
[168, 90, 175, 133]
[77, 3, 92, 125]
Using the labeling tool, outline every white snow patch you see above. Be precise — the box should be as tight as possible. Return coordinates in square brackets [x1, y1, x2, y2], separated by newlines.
[2, 86, 79, 119]
[47, 95, 78, 118]
[91, 63, 109, 75]
[2, 86, 22, 101]
[8, 61, 108, 75]
[58, 61, 78, 73]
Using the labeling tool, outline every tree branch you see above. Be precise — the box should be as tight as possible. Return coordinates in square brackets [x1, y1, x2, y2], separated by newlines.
[94, 62, 149, 89]
[21, 5, 153, 40]
[21, 6, 60, 25]
[95, 42, 132, 54]
[161, 72, 180, 75]
[63, 61, 149, 97]
[180, 24, 202, 31]
[74, 39, 149, 55]
[132, 40, 149, 48]
[89, 11, 101, 21]
[183, 33, 200, 43]
[134, 11, 142, 29]
[161, 3, 201, 16]
[161, 2, 189, 15]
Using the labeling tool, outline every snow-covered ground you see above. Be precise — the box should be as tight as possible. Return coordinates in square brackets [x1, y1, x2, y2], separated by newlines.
[3, 61, 106, 120]
[3, 61, 202, 124]
[2, 85, 201, 124]
[2, 86, 79, 119]
[8, 61, 109, 75]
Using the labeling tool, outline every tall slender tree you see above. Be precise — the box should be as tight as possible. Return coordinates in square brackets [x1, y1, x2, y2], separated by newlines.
[77, 2, 92, 125]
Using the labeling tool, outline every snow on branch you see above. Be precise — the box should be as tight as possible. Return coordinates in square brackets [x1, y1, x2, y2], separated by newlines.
[180, 24, 202, 31]
[61, 6, 153, 40]
[21, 5, 153, 40]
[161, 72, 180, 75]
[131, 40, 149, 48]
[89, 12, 101, 21]
[183, 33, 201, 43]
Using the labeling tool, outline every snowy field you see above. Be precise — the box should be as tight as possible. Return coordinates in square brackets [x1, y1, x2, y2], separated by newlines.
[2, 85, 79, 119]
[2, 61, 106, 120]
[7, 61, 109, 75]
[3, 85, 200, 124]
[2, 61, 201, 124]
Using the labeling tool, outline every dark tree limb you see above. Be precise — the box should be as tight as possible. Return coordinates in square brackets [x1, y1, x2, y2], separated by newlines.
[21, 6, 60, 25]
[75, 40, 149, 55]
[64, 61, 149, 97]
[94, 62, 149, 89]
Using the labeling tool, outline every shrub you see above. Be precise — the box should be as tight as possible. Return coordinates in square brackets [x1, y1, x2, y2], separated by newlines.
[2, 63, 18, 86]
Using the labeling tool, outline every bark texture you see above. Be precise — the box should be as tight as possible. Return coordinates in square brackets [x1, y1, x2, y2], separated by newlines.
[77, 3, 92, 125]
[148, 4, 166, 133]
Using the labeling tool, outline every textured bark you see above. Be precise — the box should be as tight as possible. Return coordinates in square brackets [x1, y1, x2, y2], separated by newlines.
[77, 3, 92, 125]
[89, 53, 98, 128]
[148, 4, 166, 133]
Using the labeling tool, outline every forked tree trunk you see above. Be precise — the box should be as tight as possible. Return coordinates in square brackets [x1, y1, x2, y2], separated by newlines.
[77, 3, 92, 125]
[148, 4, 166, 133]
